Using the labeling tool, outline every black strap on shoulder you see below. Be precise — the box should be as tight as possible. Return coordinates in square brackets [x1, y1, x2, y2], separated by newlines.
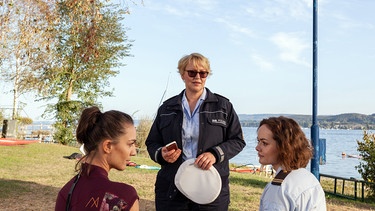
[66, 173, 81, 211]
[271, 170, 291, 186]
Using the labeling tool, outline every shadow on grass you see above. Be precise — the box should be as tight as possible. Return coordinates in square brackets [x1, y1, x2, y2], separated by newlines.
[0, 179, 155, 211]
[0, 178, 58, 198]
[0, 178, 58, 210]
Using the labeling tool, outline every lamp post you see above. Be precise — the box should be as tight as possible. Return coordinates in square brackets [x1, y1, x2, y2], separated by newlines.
[311, 0, 320, 180]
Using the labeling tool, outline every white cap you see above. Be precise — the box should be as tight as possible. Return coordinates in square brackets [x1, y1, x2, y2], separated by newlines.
[174, 158, 222, 204]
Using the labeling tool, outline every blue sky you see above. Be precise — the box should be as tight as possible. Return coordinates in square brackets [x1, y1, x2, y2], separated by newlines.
[2, 0, 375, 120]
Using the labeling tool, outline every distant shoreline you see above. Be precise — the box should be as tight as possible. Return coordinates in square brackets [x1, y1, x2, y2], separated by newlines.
[238, 113, 375, 130]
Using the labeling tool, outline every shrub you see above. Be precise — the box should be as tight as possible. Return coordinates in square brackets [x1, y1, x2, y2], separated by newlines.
[356, 130, 375, 198]
[136, 116, 153, 156]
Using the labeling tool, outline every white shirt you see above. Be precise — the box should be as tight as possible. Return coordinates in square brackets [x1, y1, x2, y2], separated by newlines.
[259, 168, 327, 211]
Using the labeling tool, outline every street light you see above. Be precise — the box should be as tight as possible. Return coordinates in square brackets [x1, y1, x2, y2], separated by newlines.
[311, 0, 320, 180]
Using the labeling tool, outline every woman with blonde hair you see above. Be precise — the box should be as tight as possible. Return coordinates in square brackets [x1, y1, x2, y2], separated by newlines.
[146, 53, 245, 210]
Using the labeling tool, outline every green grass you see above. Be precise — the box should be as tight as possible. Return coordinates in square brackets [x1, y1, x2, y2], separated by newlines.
[0, 143, 374, 210]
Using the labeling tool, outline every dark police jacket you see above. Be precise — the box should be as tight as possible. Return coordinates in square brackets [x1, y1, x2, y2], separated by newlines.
[146, 88, 246, 200]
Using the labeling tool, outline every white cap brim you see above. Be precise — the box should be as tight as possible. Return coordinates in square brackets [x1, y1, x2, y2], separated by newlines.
[174, 158, 222, 204]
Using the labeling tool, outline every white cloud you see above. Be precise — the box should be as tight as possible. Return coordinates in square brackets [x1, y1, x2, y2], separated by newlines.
[191, 0, 217, 11]
[215, 18, 256, 38]
[142, 0, 217, 17]
[331, 13, 375, 30]
[163, 5, 186, 17]
[270, 32, 310, 67]
[244, 0, 310, 22]
[251, 54, 274, 71]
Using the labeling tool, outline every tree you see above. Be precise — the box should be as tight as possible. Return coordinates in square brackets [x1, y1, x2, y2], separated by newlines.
[16, 116, 33, 139]
[36, 0, 132, 144]
[356, 130, 375, 199]
[0, 109, 3, 123]
[1, 0, 134, 144]
[0, 0, 56, 120]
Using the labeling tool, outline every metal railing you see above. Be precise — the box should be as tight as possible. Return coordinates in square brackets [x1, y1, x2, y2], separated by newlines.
[320, 173, 374, 202]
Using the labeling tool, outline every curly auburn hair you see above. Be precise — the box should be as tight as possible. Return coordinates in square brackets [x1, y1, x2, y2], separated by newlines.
[258, 116, 313, 171]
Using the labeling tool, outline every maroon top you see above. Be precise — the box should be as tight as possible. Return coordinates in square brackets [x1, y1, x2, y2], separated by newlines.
[55, 164, 138, 211]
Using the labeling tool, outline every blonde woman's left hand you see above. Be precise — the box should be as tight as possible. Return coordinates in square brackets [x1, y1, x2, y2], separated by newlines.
[195, 152, 216, 170]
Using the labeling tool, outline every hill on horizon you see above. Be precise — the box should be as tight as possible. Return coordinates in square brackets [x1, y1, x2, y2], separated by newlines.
[238, 113, 375, 130]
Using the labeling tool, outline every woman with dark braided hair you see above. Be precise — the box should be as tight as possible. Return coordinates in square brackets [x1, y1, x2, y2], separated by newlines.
[55, 106, 139, 211]
[256, 116, 326, 211]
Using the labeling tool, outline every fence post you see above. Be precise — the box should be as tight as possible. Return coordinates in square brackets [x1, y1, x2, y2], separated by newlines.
[334, 178, 337, 194]
[361, 182, 365, 202]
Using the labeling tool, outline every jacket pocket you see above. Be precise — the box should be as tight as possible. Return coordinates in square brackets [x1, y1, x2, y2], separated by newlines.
[205, 111, 228, 128]
[159, 112, 177, 130]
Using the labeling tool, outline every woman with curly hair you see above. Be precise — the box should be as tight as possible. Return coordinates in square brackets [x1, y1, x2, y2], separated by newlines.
[256, 116, 326, 210]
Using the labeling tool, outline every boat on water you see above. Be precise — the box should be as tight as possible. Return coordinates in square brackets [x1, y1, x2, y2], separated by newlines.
[342, 152, 363, 159]
[347, 154, 363, 159]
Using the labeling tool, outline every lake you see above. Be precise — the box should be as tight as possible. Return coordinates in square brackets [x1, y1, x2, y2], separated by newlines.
[229, 127, 374, 179]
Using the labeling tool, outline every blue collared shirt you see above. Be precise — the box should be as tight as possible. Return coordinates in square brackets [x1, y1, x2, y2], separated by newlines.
[181, 88, 207, 160]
